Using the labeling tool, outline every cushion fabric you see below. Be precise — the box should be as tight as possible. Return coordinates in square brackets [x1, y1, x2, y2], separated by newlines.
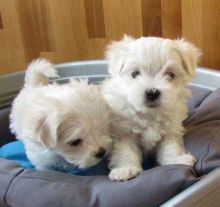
[0, 158, 198, 207]
[184, 87, 220, 176]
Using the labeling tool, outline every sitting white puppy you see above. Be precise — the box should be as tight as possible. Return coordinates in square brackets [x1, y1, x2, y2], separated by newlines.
[10, 59, 113, 170]
[102, 36, 201, 181]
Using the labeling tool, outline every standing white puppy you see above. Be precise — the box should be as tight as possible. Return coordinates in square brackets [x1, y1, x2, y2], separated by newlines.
[102, 36, 201, 181]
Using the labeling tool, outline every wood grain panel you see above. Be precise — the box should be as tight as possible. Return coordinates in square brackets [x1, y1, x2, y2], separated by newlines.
[141, 0, 162, 37]
[1, 0, 220, 74]
[182, 0, 220, 69]
[84, 0, 106, 38]
[0, 11, 3, 29]
[103, 0, 142, 39]
[202, 0, 220, 68]
[161, 0, 182, 39]
[42, 0, 82, 62]
[68, 0, 106, 60]
[38, 0, 53, 52]
[68, 0, 89, 59]
[182, 0, 203, 49]
[16, 0, 52, 62]
[0, 1, 26, 74]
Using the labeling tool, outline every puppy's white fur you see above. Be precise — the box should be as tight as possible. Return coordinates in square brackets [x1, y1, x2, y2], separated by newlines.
[10, 59, 113, 170]
[102, 36, 201, 181]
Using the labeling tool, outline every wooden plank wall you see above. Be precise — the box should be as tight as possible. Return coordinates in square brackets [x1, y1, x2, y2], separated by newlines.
[0, 0, 220, 74]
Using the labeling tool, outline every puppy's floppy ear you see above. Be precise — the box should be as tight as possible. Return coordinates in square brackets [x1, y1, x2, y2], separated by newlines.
[105, 34, 134, 75]
[35, 113, 59, 148]
[175, 38, 202, 79]
[57, 116, 78, 141]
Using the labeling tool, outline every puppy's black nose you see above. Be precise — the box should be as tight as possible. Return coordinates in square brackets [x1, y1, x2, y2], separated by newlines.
[145, 89, 161, 101]
[95, 148, 106, 158]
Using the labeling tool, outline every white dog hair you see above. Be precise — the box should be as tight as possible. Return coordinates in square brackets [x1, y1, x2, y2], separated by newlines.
[102, 35, 201, 181]
[10, 59, 113, 170]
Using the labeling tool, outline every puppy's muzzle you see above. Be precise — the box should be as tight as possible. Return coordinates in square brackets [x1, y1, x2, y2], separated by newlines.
[94, 148, 106, 158]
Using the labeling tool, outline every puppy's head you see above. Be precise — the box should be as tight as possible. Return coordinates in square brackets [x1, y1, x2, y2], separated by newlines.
[106, 35, 201, 113]
[35, 83, 112, 169]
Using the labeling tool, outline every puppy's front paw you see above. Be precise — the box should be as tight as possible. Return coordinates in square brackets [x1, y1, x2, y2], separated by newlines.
[109, 166, 142, 181]
[171, 154, 196, 166]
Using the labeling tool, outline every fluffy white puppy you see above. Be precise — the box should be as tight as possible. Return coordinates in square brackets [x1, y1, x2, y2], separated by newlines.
[10, 59, 113, 170]
[102, 36, 201, 181]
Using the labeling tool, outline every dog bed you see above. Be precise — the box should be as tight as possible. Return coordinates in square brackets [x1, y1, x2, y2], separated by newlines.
[1, 84, 220, 207]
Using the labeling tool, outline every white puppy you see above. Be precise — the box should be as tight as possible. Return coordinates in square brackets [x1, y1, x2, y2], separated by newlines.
[10, 59, 113, 170]
[102, 36, 201, 181]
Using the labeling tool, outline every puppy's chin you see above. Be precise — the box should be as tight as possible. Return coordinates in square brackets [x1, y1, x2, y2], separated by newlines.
[146, 101, 160, 108]
[134, 105, 150, 114]
[133, 101, 161, 114]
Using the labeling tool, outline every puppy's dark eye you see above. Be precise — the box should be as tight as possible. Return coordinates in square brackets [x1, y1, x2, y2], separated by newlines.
[131, 71, 140, 78]
[68, 138, 82, 146]
[165, 72, 175, 80]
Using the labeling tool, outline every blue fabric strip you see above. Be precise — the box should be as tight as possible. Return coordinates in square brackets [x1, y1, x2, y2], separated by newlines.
[0, 141, 153, 176]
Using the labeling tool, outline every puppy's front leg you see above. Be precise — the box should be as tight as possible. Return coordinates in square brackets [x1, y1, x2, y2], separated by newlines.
[157, 137, 196, 166]
[109, 137, 142, 181]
